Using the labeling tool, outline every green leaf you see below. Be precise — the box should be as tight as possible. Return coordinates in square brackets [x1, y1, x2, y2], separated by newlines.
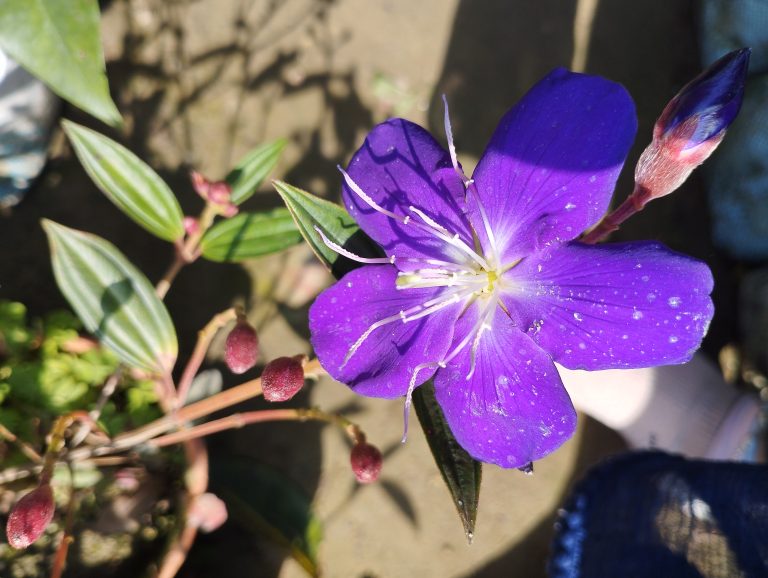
[199, 208, 302, 262]
[0, 0, 121, 127]
[63, 121, 184, 242]
[412, 381, 482, 542]
[273, 180, 381, 274]
[227, 139, 287, 205]
[213, 456, 322, 577]
[42, 220, 177, 375]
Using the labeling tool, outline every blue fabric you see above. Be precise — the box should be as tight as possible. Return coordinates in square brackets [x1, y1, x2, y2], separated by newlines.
[548, 451, 768, 578]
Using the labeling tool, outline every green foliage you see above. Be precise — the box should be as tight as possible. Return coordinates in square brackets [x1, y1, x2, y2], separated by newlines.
[0, 300, 162, 458]
[200, 209, 302, 262]
[227, 139, 287, 205]
[43, 220, 178, 375]
[63, 121, 185, 242]
[0, 0, 121, 126]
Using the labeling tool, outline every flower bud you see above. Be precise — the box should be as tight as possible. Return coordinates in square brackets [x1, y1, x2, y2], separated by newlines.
[224, 321, 259, 374]
[6, 483, 55, 549]
[187, 492, 228, 533]
[261, 356, 304, 402]
[190, 171, 238, 217]
[183, 216, 200, 236]
[350, 442, 383, 484]
[634, 48, 750, 205]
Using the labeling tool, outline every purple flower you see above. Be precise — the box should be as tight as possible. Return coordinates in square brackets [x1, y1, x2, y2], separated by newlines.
[309, 69, 714, 469]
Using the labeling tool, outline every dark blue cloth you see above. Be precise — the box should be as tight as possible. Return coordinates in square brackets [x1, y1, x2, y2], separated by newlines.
[548, 451, 768, 578]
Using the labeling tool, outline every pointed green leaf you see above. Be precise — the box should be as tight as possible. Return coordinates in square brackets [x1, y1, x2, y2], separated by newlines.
[63, 120, 184, 242]
[413, 381, 481, 542]
[273, 180, 381, 274]
[199, 208, 302, 262]
[213, 456, 322, 577]
[42, 220, 177, 375]
[0, 0, 121, 127]
[227, 139, 287, 205]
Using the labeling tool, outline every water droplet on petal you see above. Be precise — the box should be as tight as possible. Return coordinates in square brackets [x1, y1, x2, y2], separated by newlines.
[669, 335, 679, 344]
[668, 296, 681, 308]
[632, 310, 644, 320]
[573, 312, 583, 321]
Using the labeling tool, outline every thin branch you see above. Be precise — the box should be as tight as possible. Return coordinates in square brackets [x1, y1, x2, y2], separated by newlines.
[0, 423, 43, 463]
[175, 308, 238, 407]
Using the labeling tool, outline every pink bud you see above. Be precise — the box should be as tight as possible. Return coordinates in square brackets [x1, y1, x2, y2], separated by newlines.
[6, 484, 55, 549]
[187, 492, 228, 533]
[261, 356, 304, 402]
[183, 216, 200, 236]
[350, 442, 383, 483]
[190, 170, 211, 199]
[224, 321, 259, 374]
[207, 182, 232, 205]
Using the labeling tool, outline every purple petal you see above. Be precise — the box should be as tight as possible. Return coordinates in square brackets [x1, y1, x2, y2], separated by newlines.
[434, 304, 576, 468]
[470, 69, 637, 261]
[309, 265, 461, 398]
[501, 241, 714, 370]
[343, 119, 474, 270]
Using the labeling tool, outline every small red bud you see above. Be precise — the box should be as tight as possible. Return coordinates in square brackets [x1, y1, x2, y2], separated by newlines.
[225, 321, 259, 374]
[261, 356, 304, 402]
[6, 483, 55, 549]
[350, 442, 382, 483]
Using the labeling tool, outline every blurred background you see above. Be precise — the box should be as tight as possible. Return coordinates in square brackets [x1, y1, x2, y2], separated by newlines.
[0, 0, 754, 576]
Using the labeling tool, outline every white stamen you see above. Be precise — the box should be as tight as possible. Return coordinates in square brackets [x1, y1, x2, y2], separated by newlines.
[314, 225, 394, 264]
[339, 166, 402, 221]
[402, 362, 440, 443]
[339, 166, 491, 271]
[341, 289, 470, 368]
[466, 179, 499, 266]
[409, 205, 448, 233]
[442, 94, 470, 184]
[441, 295, 498, 370]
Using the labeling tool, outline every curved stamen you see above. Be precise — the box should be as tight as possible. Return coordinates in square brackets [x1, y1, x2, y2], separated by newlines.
[442, 96, 500, 267]
[401, 361, 441, 443]
[314, 225, 394, 265]
[339, 166, 490, 271]
[442, 94, 469, 184]
[441, 295, 498, 376]
[340, 288, 472, 368]
[409, 205, 491, 270]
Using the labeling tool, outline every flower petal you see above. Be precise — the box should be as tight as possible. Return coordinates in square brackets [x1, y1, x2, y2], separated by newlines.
[309, 265, 461, 398]
[434, 304, 576, 468]
[343, 119, 474, 270]
[470, 69, 637, 261]
[502, 241, 714, 370]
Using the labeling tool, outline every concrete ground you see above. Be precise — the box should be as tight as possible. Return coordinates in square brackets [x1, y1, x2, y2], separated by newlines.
[0, 0, 726, 576]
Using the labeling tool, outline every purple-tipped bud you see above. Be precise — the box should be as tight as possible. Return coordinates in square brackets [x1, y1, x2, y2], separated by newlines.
[350, 442, 383, 483]
[224, 321, 259, 374]
[634, 48, 750, 206]
[6, 484, 55, 549]
[657, 48, 750, 148]
[261, 356, 304, 402]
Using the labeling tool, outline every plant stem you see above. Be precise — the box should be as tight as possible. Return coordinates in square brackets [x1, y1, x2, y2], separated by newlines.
[64, 358, 323, 462]
[149, 406, 364, 448]
[581, 185, 647, 244]
[0, 423, 42, 463]
[175, 308, 238, 407]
